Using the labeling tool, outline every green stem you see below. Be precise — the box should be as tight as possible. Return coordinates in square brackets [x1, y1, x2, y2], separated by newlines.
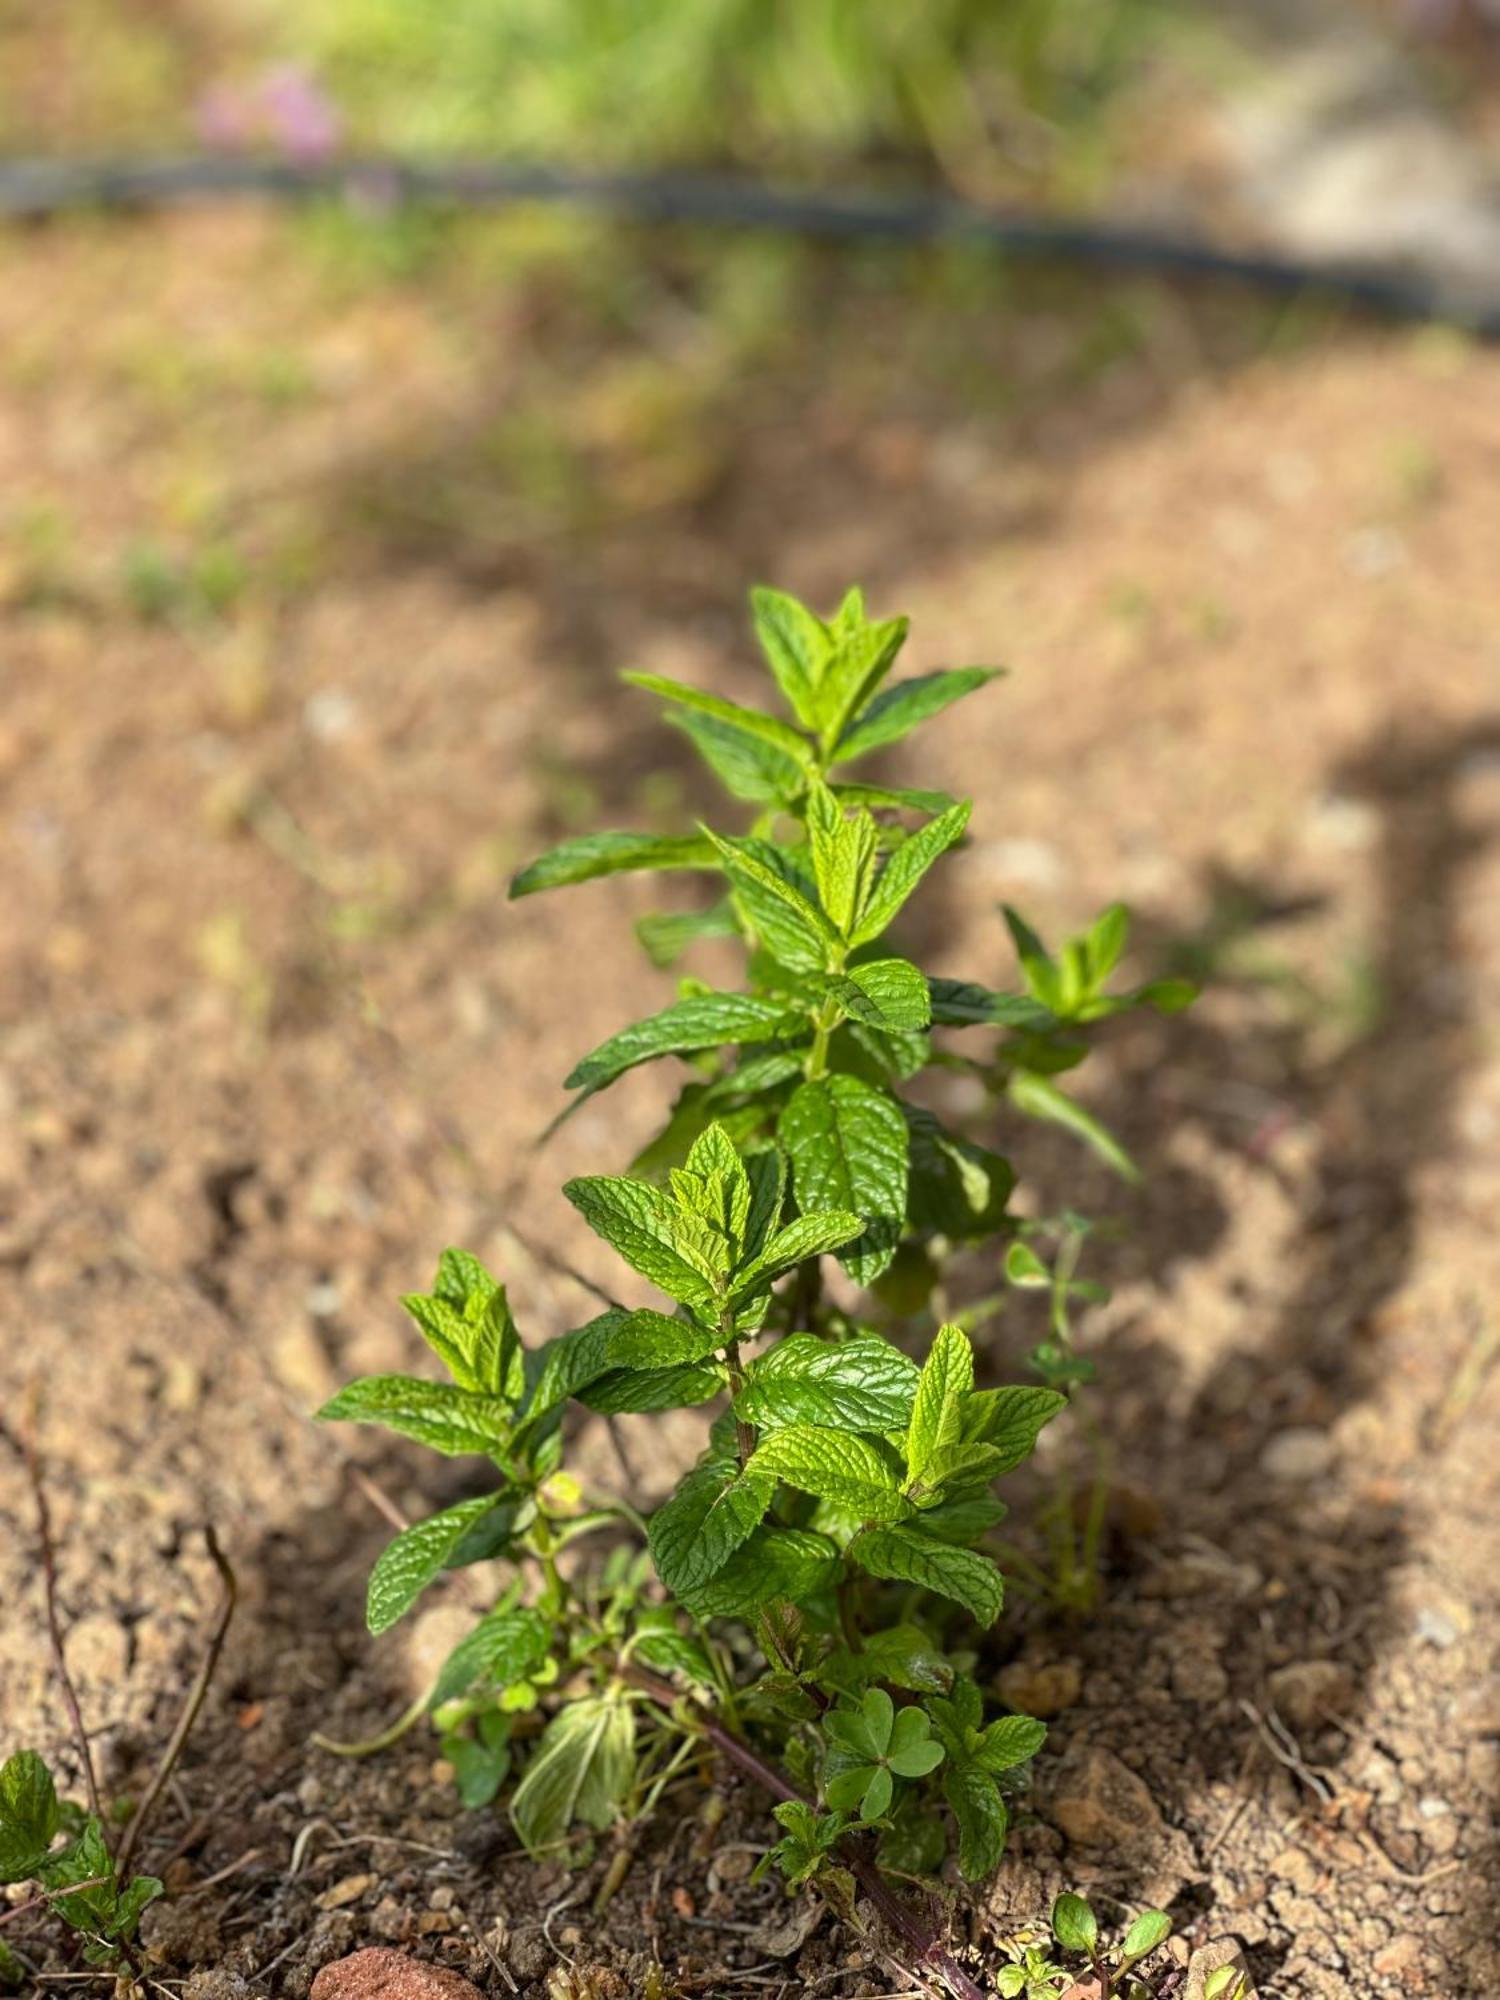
[531, 1511, 567, 1612]
[720, 1307, 757, 1469]
[804, 995, 841, 1082]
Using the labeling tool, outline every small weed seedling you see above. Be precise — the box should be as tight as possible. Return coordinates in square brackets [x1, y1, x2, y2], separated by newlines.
[1050, 1893, 1174, 1998]
[320, 587, 1192, 1916]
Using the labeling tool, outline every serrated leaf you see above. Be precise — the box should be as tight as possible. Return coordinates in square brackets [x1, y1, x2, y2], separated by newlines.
[404, 1265, 522, 1403]
[821, 1624, 955, 1697]
[832, 958, 931, 1032]
[735, 1336, 919, 1434]
[816, 614, 911, 749]
[905, 1323, 973, 1488]
[604, 1308, 721, 1370]
[750, 583, 828, 730]
[316, 1375, 511, 1456]
[700, 828, 839, 973]
[624, 670, 813, 768]
[731, 1208, 864, 1300]
[976, 1715, 1048, 1774]
[680, 1525, 840, 1617]
[578, 1358, 726, 1413]
[850, 1524, 1003, 1625]
[429, 1608, 551, 1710]
[1006, 1069, 1140, 1181]
[944, 1764, 1009, 1881]
[745, 1426, 908, 1521]
[806, 782, 878, 936]
[666, 707, 805, 804]
[1052, 1892, 1099, 1954]
[631, 1612, 716, 1689]
[780, 1073, 908, 1284]
[510, 830, 716, 899]
[0, 1752, 58, 1882]
[365, 1495, 508, 1635]
[959, 1385, 1067, 1473]
[833, 668, 1000, 763]
[564, 1175, 720, 1303]
[635, 899, 741, 968]
[911, 1494, 1008, 1544]
[926, 978, 1053, 1030]
[648, 1462, 773, 1595]
[511, 1693, 636, 1855]
[566, 992, 806, 1094]
[520, 1309, 625, 1425]
[852, 801, 971, 947]
[832, 781, 959, 814]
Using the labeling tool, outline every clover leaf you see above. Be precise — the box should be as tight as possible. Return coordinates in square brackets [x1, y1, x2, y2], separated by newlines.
[821, 1687, 944, 1822]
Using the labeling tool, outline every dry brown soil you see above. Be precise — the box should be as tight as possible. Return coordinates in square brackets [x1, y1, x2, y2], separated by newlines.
[2, 211, 1498, 2000]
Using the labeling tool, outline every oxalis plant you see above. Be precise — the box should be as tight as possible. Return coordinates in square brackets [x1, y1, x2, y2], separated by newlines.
[319, 586, 1191, 1973]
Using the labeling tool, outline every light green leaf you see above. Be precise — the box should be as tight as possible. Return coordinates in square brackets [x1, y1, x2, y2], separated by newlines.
[563, 1175, 720, 1303]
[1121, 1911, 1173, 1964]
[750, 583, 828, 730]
[1002, 906, 1063, 1010]
[509, 831, 716, 899]
[511, 1693, 636, 1854]
[735, 1336, 919, 1434]
[429, 1608, 551, 1710]
[852, 801, 971, 947]
[648, 1462, 773, 1596]
[832, 782, 959, 814]
[1006, 1070, 1140, 1182]
[887, 1707, 944, 1779]
[365, 1495, 508, 1635]
[0, 1752, 58, 1882]
[959, 1385, 1067, 1473]
[745, 1426, 908, 1521]
[905, 1323, 974, 1487]
[635, 899, 740, 968]
[833, 668, 1000, 763]
[566, 993, 806, 1093]
[700, 828, 839, 973]
[816, 613, 911, 750]
[731, 1208, 864, 1299]
[806, 782, 878, 936]
[666, 707, 806, 804]
[975, 1715, 1048, 1773]
[623, 670, 812, 768]
[316, 1375, 511, 1457]
[780, 1073, 909, 1284]
[832, 959, 932, 1032]
[849, 1524, 1003, 1625]
[680, 1525, 840, 1617]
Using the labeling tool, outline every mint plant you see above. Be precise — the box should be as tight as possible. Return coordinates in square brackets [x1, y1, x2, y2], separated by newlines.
[319, 585, 1191, 1899]
[0, 1751, 161, 1979]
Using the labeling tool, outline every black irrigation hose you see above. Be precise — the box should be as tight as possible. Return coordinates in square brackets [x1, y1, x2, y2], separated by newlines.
[4, 152, 1500, 334]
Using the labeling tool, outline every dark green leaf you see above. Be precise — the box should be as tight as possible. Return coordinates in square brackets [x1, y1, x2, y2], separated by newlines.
[745, 1426, 908, 1521]
[578, 1358, 726, 1413]
[927, 978, 1053, 1030]
[0, 1752, 58, 1882]
[903, 1107, 1015, 1241]
[566, 993, 807, 1093]
[648, 1462, 773, 1596]
[365, 1495, 510, 1635]
[944, 1764, 1008, 1881]
[832, 959, 932, 1032]
[780, 1073, 908, 1284]
[510, 831, 716, 899]
[680, 1526, 840, 1617]
[520, 1310, 625, 1424]
[849, 1525, 1003, 1625]
[666, 707, 805, 804]
[735, 1336, 919, 1434]
[604, 1308, 720, 1370]
[430, 1608, 551, 1710]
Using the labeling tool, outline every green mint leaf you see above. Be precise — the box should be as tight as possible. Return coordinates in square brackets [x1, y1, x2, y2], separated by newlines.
[821, 1624, 954, 1697]
[630, 1612, 716, 1690]
[905, 1323, 974, 1487]
[622, 670, 812, 769]
[852, 801, 971, 947]
[833, 667, 1000, 763]
[519, 1309, 625, 1425]
[577, 1358, 726, 1413]
[730, 1208, 864, 1301]
[110, 1873, 163, 1940]
[445, 1726, 513, 1809]
[1006, 1069, 1140, 1182]
[805, 782, 878, 935]
[1052, 1892, 1099, 1955]
[780, 1072, 909, 1284]
[959, 1385, 1067, 1473]
[850, 1524, 1004, 1626]
[680, 1525, 839, 1618]
[0, 1752, 59, 1882]
[974, 1715, 1047, 1774]
[604, 1308, 721, 1370]
[511, 1692, 636, 1855]
[1002, 906, 1064, 1011]
[750, 583, 829, 730]
[944, 1764, 1009, 1881]
[815, 613, 911, 751]
[911, 1494, 1008, 1544]
[429, 1608, 551, 1710]
[903, 1107, 1015, 1240]
[566, 992, 807, 1094]
[648, 1462, 773, 1596]
[37, 1818, 117, 1932]
[742, 1146, 787, 1262]
[832, 781, 959, 814]
[405, 1263, 523, 1403]
[1133, 976, 1199, 1014]
[635, 899, 740, 968]
[926, 977, 1053, 1029]
[365, 1495, 509, 1635]
[735, 1335, 918, 1434]
[1087, 902, 1130, 983]
[831, 958, 932, 1032]
[666, 706, 805, 804]
[316, 1375, 511, 1457]
[563, 1175, 720, 1304]
[916, 1441, 1011, 1501]
[745, 1425, 909, 1521]
[700, 828, 840, 973]
[509, 831, 716, 899]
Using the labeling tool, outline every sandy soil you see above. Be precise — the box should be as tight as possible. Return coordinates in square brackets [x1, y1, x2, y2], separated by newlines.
[2, 209, 1498, 1999]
